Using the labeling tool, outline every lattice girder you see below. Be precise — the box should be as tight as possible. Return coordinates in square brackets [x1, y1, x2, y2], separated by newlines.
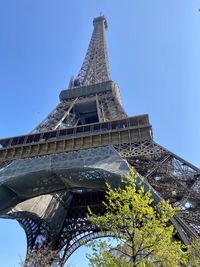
[32, 81, 126, 133]
[0, 15, 200, 267]
[119, 141, 200, 237]
[1, 142, 199, 265]
[75, 16, 110, 87]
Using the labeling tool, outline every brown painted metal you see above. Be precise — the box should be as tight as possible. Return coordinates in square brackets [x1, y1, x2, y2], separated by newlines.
[0, 15, 200, 266]
[0, 116, 151, 163]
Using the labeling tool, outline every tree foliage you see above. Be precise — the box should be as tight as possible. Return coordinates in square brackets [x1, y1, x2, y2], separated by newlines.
[87, 168, 187, 267]
[187, 238, 200, 267]
[86, 239, 129, 267]
[19, 248, 63, 267]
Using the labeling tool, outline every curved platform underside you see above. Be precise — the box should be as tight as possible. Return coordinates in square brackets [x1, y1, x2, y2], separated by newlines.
[0, 146, 130, 213]
[0, 145, 197, 262]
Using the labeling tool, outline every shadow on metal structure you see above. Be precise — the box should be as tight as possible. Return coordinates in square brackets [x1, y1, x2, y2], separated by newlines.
[0, 15, 200, 266]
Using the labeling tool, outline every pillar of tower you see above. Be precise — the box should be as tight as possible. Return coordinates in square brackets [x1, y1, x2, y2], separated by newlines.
[0, 15, 200, 266]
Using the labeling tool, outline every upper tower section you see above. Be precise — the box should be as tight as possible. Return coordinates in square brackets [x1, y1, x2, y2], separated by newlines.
[71, 16, 110, 88]
[33, 16, 126, 133]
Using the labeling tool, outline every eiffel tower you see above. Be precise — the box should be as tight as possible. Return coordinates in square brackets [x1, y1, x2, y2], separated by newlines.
[0, 16, 200, 265]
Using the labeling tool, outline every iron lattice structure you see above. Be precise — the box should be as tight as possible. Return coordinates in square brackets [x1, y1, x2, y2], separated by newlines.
[75, 16, 110, 87]
[0, 16, 200, 266]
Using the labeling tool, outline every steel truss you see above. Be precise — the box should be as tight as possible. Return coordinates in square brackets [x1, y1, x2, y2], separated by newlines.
[0, 15, 199, 267]
[116, 141, 200, 239]
[32, 84, 126, 133]
[15, 191, 110, 266]
[2, 139, 199, 266]
[75, 16, 110, 87]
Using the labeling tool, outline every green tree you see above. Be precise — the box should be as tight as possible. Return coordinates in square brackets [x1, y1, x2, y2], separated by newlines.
[86, 239, 129, 267]
[187, 238, 200, 267]
[87, 168, 187, 267]
[19, 248, 69, 267]
[20, 249, 58, 267]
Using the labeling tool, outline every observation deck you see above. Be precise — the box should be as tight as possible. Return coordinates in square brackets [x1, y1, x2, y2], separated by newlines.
[0, 115, 152, 163]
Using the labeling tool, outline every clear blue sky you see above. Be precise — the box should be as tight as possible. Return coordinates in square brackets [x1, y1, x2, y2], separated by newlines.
[0, 1, 200, 266]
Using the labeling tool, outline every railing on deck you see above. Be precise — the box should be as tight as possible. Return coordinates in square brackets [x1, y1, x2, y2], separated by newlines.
[0, 115, 152, 163]
[0, 115, 150, 149]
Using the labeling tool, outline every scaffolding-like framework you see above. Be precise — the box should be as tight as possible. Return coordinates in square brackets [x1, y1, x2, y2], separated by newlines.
[0, 16, 199, 266]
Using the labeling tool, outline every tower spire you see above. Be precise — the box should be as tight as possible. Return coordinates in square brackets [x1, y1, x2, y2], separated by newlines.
[1, 16, 200, 266]
[74, 16, 110, 87]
